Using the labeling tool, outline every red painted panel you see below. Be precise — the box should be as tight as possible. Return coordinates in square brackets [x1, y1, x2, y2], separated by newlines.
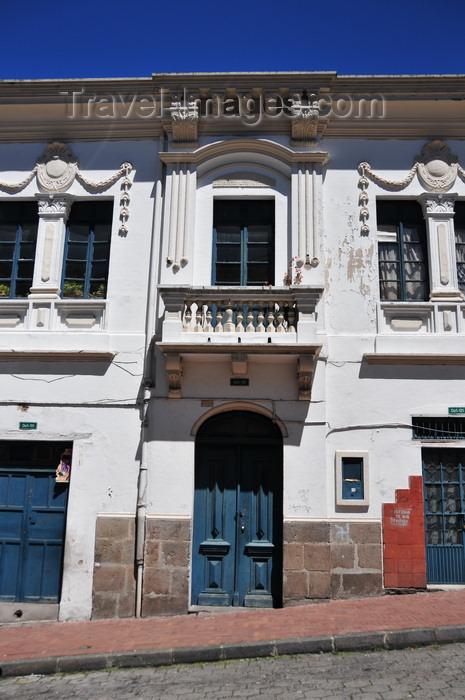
[382, 476, 427, 589]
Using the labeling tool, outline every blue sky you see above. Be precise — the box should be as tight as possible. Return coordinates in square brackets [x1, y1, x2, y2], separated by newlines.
[2, 0, 465, 80]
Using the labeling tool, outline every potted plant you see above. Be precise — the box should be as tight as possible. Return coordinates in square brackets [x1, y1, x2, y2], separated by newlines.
[90, 283, 106, 298]
[0, 284, 10, 297]
[283, 256, 303, 286]
[62, 281, 84, 298]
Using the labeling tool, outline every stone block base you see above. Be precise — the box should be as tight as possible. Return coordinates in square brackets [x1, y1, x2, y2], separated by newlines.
[92, 516, 136, 619]
[142, 518, 190, 617]
[283, 520, 382, 604]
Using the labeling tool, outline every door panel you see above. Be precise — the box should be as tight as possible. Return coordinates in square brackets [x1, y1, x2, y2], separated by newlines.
[0, 441, 70, 603]
[423, 448, 465, 584]
[194, 446, 236, 606]
[236, 447, 276, 607]
[0, 472, 27, 602]
[192, 412, 282, 608]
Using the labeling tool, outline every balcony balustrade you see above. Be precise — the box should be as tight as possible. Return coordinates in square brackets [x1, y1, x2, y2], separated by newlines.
[183, 299, 296, 334]
[158, 286, 323, 344]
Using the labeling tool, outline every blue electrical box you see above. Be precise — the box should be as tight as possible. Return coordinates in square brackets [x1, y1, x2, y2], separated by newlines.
[341, 457, 364, 500]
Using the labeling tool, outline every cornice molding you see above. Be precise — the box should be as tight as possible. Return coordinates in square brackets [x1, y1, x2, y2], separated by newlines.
[0, 350, 115, 362]
[1, 74, 465, 142]
[160, 139, 329, 165]
[0, 121, 163, 143]
[364, 353, 465, 366]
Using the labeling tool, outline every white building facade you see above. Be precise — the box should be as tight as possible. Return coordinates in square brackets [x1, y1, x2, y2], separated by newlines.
[1, 73, 465, 621]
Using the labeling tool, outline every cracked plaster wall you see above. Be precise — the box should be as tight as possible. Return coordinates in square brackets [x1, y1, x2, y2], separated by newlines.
[322, 164, 377, 336]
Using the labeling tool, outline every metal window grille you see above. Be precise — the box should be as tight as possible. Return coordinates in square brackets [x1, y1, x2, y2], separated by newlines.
[412, 417, 465, 440]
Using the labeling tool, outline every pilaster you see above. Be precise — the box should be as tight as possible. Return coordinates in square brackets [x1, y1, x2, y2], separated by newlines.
[164, 163, 196, 272]
[29, 195, 72, 298]
[292, 162, 321, 269]
[421, 194, 462, 302]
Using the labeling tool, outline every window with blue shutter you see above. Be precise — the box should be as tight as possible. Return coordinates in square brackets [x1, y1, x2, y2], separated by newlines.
[0, 201, 38, 298]
[213, 200, 274, 286]
[62, 201, 113, 299]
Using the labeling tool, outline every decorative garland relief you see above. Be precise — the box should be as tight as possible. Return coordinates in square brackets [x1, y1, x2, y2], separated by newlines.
[0, 142, 133, 235]
[357, 140, 465, 234]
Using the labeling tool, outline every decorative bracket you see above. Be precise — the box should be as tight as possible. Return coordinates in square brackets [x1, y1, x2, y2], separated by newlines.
[298, 355, 316, 400]
[231, 353, 247, 376]
[169, 91, 199, 148]
[165, 354, 183, 399]
[290, 92, 320, 146]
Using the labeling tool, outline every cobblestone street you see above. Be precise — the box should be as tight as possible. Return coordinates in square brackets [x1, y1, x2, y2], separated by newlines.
[2, 642, 465, 699]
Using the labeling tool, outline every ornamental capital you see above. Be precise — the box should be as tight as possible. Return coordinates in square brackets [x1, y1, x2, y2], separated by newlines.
[36, 193, 73, 218]
[420, 192, 457, 216]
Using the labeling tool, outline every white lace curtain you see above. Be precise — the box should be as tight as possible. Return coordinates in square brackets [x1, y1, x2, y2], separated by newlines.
[378, 227, 428, 301]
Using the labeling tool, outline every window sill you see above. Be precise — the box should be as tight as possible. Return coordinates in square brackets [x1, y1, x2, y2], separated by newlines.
[378, 300, 465, 335]
[0, 298, 107, 331]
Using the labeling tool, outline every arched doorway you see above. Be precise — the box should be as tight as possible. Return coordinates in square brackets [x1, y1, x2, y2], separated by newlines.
[192, 411, 283, 608]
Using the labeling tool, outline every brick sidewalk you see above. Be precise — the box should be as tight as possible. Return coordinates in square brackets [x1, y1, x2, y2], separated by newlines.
[1, 589, 465, 664]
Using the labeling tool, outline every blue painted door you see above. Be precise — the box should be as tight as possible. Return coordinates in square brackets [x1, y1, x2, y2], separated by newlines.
[192, 412, 282, 608]
[423, 448, 465, 584]
[0, 442, 70, 603]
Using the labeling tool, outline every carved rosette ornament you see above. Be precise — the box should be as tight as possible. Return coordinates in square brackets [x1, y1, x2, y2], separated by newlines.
[358, 141, 465, 234]
[0, 142, 133, 235]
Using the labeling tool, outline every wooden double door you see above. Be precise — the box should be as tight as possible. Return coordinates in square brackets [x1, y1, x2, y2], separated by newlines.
[192, 411, 283, 608]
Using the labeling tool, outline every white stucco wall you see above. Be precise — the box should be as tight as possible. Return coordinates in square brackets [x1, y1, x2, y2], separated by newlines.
[3, 94, 465, 618]
[0, 138, 160, 620]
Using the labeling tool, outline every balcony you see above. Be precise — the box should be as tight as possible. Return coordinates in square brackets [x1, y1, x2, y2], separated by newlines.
[156, 285, 324, 399]
[158, 286, 322, 341]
